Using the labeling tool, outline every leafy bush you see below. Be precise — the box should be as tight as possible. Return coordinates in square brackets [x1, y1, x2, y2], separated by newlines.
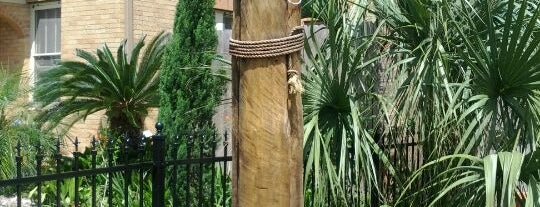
[303, 0, 540, 205]
[159, 0, 226, 205]
[0, 70, 56, 195]
[159, 0, 225, 141]
[0, 69, 19, 129]
[34, 33, 169, 140]
[23, 140, 231, 206]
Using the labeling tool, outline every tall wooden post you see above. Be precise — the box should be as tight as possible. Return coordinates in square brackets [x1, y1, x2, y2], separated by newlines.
[231, 0, 303, 206]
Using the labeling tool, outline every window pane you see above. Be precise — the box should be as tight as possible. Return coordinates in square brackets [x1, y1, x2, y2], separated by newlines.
[34, 55, 61, 81]
[35, 11, 46, 53]
[35, 8, 61, 54]
[54, 8, 60, 53]
[224, 12, 232, 30]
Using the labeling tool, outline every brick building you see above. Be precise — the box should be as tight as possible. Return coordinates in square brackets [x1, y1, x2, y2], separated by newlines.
[0, 0, 233, 148]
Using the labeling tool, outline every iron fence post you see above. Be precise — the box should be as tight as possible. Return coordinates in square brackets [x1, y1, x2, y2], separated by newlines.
[73, 137, 80, 207]
[55, 138, 62, 207]
[152, 122, 166, 207]
[15, 141, 21, 207]
[91, 137, 98, 207]
[35, 141, 43, 207]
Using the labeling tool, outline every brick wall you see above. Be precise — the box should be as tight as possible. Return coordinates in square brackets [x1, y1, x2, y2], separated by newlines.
[61, 0, 126, 59]
[0, 2, 30, 72]
[132, 0, 175, 133]
[60, 0, 176, 146]
[59, 0, 186, 149]
[0, 22, 27, 68]
[133, 0, 176, 40]
[61, 0, 127, 148]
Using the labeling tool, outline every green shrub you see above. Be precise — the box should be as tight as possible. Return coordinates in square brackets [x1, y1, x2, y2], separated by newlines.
[34, 33, 169, 140]
[0, 69, 20, 130]
[159, 0, 225, 140]
[0, 70, 55, 194]
[159, 0, 226, 205]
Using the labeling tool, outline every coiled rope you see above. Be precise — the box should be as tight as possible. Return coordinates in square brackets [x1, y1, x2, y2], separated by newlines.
[287, 0, 302, 6]
[229, 26, 304, 59]
[229, 26, 305, 94]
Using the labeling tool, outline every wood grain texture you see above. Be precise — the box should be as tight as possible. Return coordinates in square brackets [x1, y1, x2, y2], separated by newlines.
[286, 4, 304, 207]
[231, 0, 303, 206]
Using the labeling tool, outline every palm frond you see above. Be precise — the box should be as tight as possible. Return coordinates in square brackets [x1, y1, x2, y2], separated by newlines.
[303, 0, 395, 205]
[34, 32, 170, 135]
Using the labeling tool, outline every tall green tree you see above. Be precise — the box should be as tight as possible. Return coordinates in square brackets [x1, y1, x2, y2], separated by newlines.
[159, 0, 225, 205]
[159, 0, 224, 139]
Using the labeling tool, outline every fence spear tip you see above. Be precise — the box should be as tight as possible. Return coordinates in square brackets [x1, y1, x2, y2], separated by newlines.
[155, 122, 164, 132]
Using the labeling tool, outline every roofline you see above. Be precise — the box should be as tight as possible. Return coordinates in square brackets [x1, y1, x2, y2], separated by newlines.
[214, 8, 232, 12]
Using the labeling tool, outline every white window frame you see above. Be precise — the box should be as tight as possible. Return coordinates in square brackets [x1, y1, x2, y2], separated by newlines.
[29, 1, 61, 101]
[215, 11, 233, 31]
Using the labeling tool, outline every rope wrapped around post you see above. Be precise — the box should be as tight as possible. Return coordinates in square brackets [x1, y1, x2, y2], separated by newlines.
[229, 26, 305, 94]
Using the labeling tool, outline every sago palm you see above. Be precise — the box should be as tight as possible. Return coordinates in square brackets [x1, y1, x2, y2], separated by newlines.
[0, 69, 21, 179]
[34, 32, 169, 139]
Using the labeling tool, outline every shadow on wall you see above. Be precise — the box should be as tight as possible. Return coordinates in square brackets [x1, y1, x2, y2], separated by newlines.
[0, 7, 30, 74]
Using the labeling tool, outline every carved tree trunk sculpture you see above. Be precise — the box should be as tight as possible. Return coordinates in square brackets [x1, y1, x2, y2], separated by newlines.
[231, 0, 303, 206]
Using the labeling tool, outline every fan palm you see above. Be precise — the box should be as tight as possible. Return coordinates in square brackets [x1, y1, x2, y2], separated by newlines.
[395, 151, 540, 207]
[302, 0, 394, 205]
[446, 0, 540, 155]
[373, 0, 468, 161]
[385, 0, 540, 205]
[34, 32, 169, 138]
[453, 0, 540, 154]
[368, 0, 473, 203]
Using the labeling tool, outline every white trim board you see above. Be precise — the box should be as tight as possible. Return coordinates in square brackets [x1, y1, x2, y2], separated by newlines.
[29, 1, 61, 102]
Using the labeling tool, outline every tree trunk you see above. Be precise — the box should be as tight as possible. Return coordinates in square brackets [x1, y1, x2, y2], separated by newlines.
[108, 114, 143, 147]
[231, 0, 303, 206]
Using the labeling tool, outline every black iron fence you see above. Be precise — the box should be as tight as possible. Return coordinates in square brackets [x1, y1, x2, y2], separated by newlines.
[0, 123, 232, 207]
[376, 134, 423, 204]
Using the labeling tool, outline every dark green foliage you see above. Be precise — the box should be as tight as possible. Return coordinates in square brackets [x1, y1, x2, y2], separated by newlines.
[20, 139, 231, 206]
[34, 33, 169, 139]
[28, 144, 157, 206]
[301, 0, 316, 18]
[0, 121, 56, 182]
[0, 71, 56, 182]
[159, 0, 225, 142]
[159, 0, 225, 205]
[0, 70, 20, 130]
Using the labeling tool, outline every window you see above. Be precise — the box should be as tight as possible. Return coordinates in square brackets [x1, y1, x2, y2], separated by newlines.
[32, 4, 61, 83]
[223, 12, 232, 30]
